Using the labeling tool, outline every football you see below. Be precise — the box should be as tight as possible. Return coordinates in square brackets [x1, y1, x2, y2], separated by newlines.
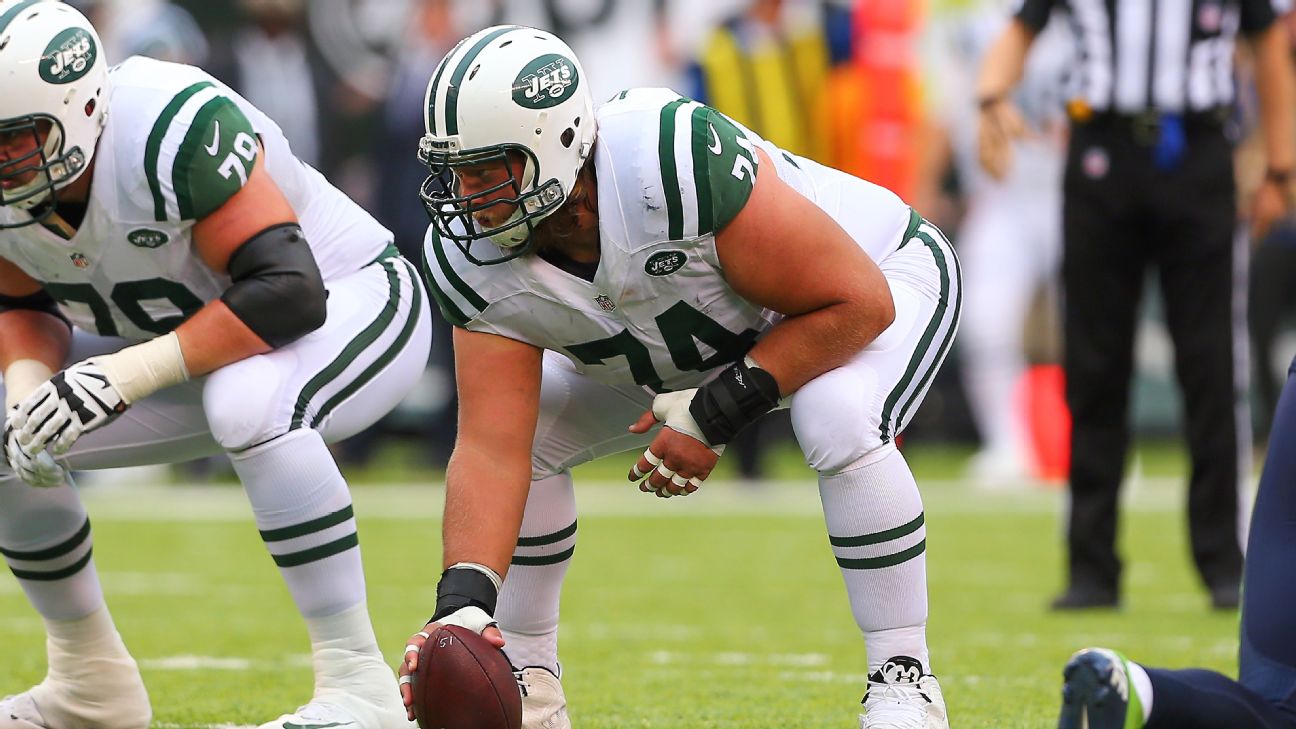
[412, 625, 522, 729]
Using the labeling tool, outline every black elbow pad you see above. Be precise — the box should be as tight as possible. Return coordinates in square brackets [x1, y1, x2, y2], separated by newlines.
[220, 223, 327, 348]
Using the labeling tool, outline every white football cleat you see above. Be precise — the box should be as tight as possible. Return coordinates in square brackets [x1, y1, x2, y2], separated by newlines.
[259, 651, 413, 729]
[0, 693, 47, 729]
[516, 666, 570, 729]
[257, 693, 415, 729]
[859, 656, 948, 729]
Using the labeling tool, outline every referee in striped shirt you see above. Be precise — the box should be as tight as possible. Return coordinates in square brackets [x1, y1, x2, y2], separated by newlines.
[977, 0, 1295, 611]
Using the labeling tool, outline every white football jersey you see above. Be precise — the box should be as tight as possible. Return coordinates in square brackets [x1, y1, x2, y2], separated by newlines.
[0, 57, 391, 342]
[423, 88, 911, 392]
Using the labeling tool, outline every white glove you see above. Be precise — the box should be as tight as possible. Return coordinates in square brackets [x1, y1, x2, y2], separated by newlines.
[650, 389, 722, 453]
[434, 605, 497, 634]
[3, 414, 66, 487]
[11, 360, 128, 456]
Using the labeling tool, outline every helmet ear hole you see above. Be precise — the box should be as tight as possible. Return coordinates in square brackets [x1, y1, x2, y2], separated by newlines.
[560, 128, 574, 148]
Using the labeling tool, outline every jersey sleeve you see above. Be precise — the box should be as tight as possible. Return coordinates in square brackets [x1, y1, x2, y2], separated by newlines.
[421, 224, 488, 329]
[143, 82, 260, 222]
[652, 99, 758, 240]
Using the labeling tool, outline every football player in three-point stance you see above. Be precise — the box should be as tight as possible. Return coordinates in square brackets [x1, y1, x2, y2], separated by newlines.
[399, 26, 960, 729]
[0, 2, 430, 728]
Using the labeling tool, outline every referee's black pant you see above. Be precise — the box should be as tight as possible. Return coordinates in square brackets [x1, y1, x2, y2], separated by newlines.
[1061, 114, 1246, 597]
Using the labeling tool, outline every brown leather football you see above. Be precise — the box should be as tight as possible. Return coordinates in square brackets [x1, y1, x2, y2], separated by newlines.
[411, 625, 522, 729]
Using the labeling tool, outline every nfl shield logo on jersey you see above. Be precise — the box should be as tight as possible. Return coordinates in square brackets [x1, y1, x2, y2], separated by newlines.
[594, 294, 616, 312]
[69, 252, 89, 268]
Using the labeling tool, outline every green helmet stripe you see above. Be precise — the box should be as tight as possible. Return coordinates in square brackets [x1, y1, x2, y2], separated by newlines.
[443, 25, 521, 136]
[0, 0, 43, 37]
[424, 52, 454, 137]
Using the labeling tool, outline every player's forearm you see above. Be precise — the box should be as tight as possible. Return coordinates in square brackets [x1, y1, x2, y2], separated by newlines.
[748, 294, 895, 395]
[975, 19, 1036, 101]
[174, 300, 273, 376]
[441, 441, 532, 579]
[1253, 23, 1296, 174]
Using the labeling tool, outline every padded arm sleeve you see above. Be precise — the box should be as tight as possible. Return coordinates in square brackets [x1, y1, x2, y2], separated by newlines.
[219, 223, 327, 348]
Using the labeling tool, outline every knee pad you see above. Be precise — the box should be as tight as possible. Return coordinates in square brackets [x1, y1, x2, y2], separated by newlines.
[791, 366, 887, 475]
[202, 355, 288, 451]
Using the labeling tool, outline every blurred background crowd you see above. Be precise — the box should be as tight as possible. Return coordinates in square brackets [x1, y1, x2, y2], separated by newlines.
[66, 0, 1296, 487]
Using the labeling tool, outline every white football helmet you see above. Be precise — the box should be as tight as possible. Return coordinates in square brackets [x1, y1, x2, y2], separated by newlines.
[418, 25, 596, 265]
[0, 0, 109, 225]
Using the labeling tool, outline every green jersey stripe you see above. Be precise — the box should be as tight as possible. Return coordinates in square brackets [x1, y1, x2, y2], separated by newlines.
[511, 545, 575, 567]
[516, 519, 577, 547]
[879, 222, 959, 442]
[688, 105, 714, 236]
[8, 549, 94, 582]
[421, 240, 470, 327]
[893, 228, 962, 430]
[0, 0, 40, 35]
[292, 263, 402, 430]
[145, 81, 213, 221]
[259, 505, 355, 543]
[272, 533, 359, 568]
[171, 95, 234, 220]
[835, 540, 926, 570]
[444, 26, 521, 136]
[0, 518, 90, 560]
[428, 225, 488, 312]
[828, 513, 924, 548]
[312, 258, 425, 426]
[658, 98, 688, 240]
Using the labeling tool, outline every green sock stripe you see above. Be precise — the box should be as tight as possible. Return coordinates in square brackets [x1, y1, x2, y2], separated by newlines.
[0, 518, 91, 560]
[828, 513, 924, 548]
[271, 533, 359, 568]
[259, 506, 355, 543]
[8, 548, 94, 582]
[834, 540, 926, 570]
[516, 519, 577, 547]
[511, 545, 575, 567]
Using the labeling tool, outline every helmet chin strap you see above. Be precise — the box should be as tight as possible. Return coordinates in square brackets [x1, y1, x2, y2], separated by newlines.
[486, 208, 531, 248]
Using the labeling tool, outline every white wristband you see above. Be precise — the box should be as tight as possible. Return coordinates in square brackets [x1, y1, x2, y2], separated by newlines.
[95, 332, 190, 404]
[447, 561, 504, 592]
[4, 359, 54, 411]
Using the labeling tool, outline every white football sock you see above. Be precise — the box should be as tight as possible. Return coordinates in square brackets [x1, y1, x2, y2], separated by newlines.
[818, 446, 930, 672]
[0, 476, 103, 621]
[231, 429, 366, 619]
[498, 472, 576, 676]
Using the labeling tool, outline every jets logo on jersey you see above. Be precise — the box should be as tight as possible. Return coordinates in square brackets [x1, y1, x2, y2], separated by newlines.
[127, 228, 170, 249]
[40, 28, 97, 85]
[513, 54, 579, 109]
[644, 250, 686, 277]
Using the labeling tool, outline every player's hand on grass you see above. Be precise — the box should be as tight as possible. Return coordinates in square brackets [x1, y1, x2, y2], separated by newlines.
[9, 360, 127, 457]
[399, 607, 505, 720]
[627, 390, 724, 498]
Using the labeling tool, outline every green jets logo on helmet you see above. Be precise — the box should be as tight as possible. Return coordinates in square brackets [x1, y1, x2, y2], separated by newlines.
[512, 54, 579, 110]
[40, 28, 97, 85]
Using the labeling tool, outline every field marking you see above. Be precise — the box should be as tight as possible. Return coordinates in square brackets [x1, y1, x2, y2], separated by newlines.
[68, 477, 1207, 523]
[141, 654, 311, 671]
[155, 724, 256, 729]
[647, 649, 829, 667]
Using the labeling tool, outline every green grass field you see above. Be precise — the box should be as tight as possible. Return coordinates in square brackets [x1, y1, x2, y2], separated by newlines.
[0, 443, 1244, 728]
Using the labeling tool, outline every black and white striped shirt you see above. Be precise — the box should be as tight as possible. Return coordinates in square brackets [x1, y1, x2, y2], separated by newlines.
[1014, 0, 1290, 113]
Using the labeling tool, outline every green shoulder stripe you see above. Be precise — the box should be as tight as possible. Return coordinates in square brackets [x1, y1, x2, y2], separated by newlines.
[695, 107, 756, 234]
[657, 97, 689, 240]
[145, 81, 213, 221]
[171, 95, 258, 220]
[423, 226, 487, 326]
